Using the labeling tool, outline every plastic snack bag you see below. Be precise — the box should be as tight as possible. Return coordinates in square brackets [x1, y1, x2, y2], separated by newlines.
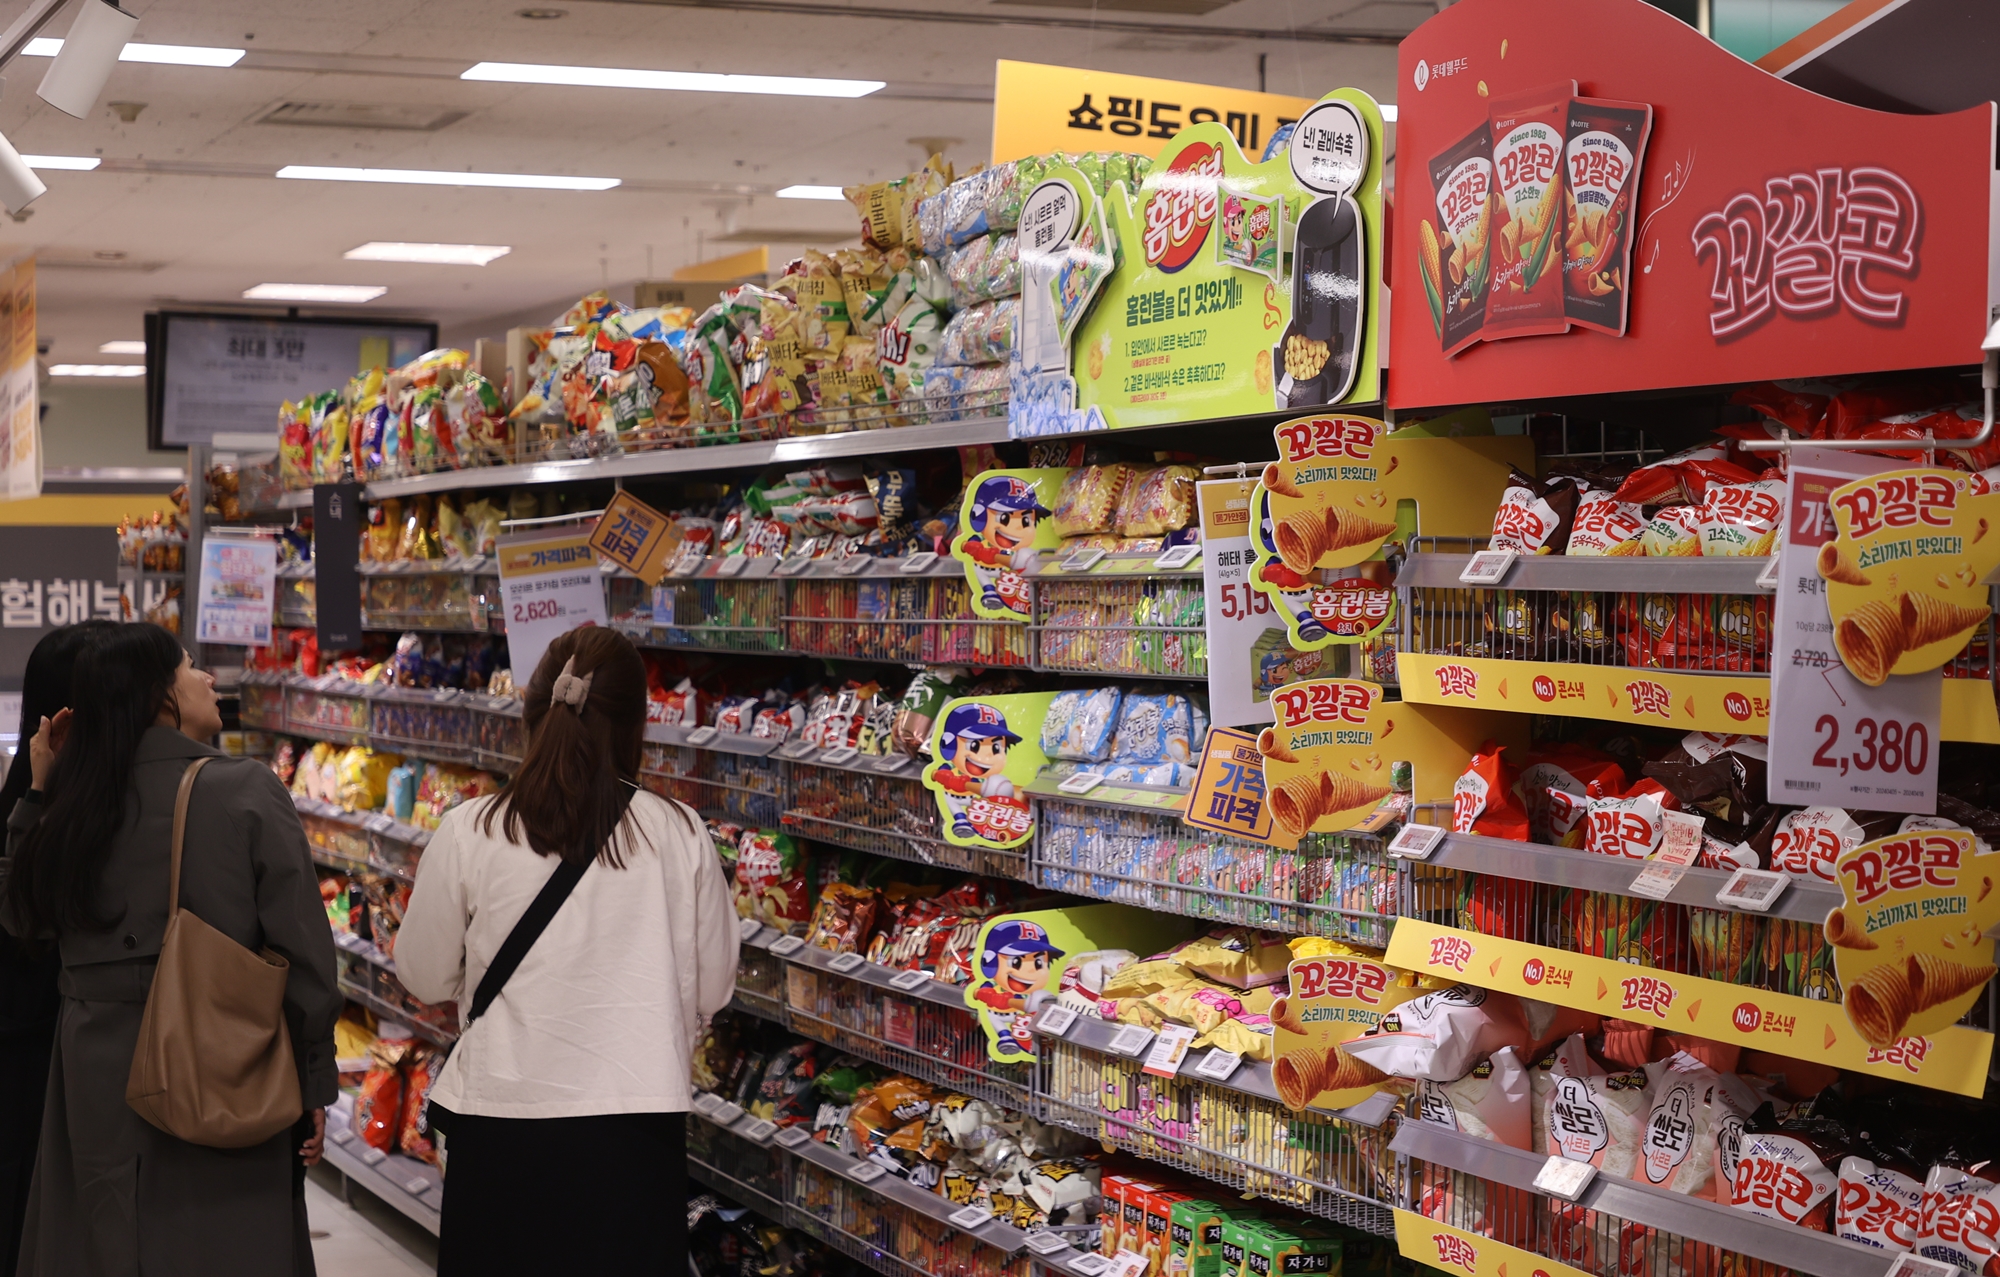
[1342, 986, 1533, 1082]
[1451, 740, 1531, 840]
[1730, 1107, 1851, 1231]
[1835, 1154, 1924, 1252]
[1698, 479, 1786, 557]
[1490, 468, 1580, 554]
[1567, 490, 1647, 556]
[1415, 1045, 1532, 1151]
[1052, 465, 1132, 537]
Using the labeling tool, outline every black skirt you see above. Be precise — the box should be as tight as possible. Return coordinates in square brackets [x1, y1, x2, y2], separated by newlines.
[437, 1111, 686, 1275]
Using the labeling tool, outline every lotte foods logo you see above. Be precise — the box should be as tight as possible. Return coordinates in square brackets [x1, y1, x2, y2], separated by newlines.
[1144, 142, 1222, 273]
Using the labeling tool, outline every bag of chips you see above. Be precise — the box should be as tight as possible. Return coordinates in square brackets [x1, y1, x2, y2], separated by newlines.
[1633, 1054, 1761, 1198]
[1051, 465, 1132, 537]
[398, 1045, 441, 1164]
[1342, 986, 1532, 1082]
[1731, 1106, 1851, 1231]
[1451, 740, 1531, 840]
[353, 1036, 410, 1152]
[1116, 466, 1199, 538]
[1913, 1163, 2000, 1269]
[1490, 468, 1579, 554]
[1520, 743, 1626, 846]
[1613, 446, 1758, 507]
[1415, 1045, 1531, 1150]
[1698, 479, 1785, 557]
[1582, 777, 1679, 860]
[1835, 1154, 1925, 1252]
[1641, 504, 1703, 557]
[1567, 490, 1648, 556]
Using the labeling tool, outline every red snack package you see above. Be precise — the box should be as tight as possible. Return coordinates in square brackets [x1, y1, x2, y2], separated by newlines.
[1561, 97, 1652, 337]
[398, 1046, 440, 1164]
[1566, 490, 1646, 556]
[1730, 381, 1839, 438]
[1491, 467, 1580, 554]
[1426, 120, 1497, 358]
[1731, 1109, 1852, 1232]
[1485, 83, 1577, 342]
[353, 1037, 410, 1153]
[1451, 740, 1530, 840]
[1519, 743, 1625, 845]
[1612, 447, 1758, 507]
[1582, 777, 1680, 860]
[1824, 378, 1965, 440]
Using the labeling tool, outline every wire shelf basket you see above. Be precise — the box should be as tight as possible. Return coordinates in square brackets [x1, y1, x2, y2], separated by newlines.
[784, 967, 1034, 1110]
[784, 578, 1032, 667]
[1033, 576, 1207, 679]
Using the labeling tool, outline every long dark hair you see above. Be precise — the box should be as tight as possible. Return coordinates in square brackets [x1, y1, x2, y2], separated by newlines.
[0, 619, 119, 829]
[480, 627, 671, 866]
[7, 624, 186, 934]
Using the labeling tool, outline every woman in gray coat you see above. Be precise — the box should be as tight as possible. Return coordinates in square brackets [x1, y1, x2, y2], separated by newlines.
[4, 623, 340, 1275]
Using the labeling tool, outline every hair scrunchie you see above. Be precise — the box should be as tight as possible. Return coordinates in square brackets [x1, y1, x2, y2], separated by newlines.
[551, 656, 593, 714]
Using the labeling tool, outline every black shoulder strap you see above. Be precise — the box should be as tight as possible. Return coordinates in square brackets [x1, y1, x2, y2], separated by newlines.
[465, 857, 588, 1027]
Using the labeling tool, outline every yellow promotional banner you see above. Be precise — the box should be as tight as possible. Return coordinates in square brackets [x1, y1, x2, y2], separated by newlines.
[1271, 954, 1426, 1111]
[1827, 830, 2000, 1049]
[1385, 918, 1995, 1097]
[1255, 679, 1499, 841]
[991, 61, 1315, 165]
[1, 257, 37, 502]
[1396, 653, 2000, 743]
[1820, 468, 2000, 684]
[1182, 726, 1292, 848]
[1250, 426, 1530, 650]
[588, 489, 675, 585]
[1394, 1211, 1596, 1277]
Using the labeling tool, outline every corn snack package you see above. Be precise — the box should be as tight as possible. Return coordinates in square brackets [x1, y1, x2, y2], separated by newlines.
[1520, 742, 1626, 846]
[1913, 1164, 2000, 1270]
[1116, 465, 1199, 538]
[1342, 985, 1533, 1082]
[1835, 1155, 1925, 1253]
[1633, 1054, 1760, 1198]
[1451, 739, 1531, 840]
[1730, 1106, 1852, 1231]
[1698, 478, 1786, 557]
[1567, 489, 1648, 556]
[1581, 777, 1680, 860]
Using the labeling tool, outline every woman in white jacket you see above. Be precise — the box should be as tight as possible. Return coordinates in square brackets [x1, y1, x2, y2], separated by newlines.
[397, 626, 737, 1273]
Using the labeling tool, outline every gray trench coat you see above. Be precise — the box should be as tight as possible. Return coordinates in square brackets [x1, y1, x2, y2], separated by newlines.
[3, 725, 339, 1276]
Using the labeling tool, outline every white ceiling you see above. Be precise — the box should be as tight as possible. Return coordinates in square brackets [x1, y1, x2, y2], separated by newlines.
[4, 0, 1414, 364]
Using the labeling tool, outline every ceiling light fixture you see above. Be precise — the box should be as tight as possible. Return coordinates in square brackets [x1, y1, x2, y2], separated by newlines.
[242, 283, 387, 303]
[99, 339, 145, 354]
[344, 241, 512, 265]
[22, 155, 100, 170]
[23, 36, 247, 66]
[775, 184, 846, 200]
[462, 61, 884, 98]
[49, 363, 145, 376]
[276, 165, 619, 191]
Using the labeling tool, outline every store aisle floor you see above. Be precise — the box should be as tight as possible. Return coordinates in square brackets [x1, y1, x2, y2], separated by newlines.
[305, 1166, 438, 1275]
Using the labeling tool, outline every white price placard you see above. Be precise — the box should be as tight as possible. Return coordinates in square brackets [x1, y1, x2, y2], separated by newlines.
[1142, 1024, 1198, 1078]
[871, 754, 911, 773]
[836, 554, 873, 576]
[1153, 544, 1201, 570]
[329, 1126, 355, 1145]
[900, 551, 939, 573]
[1885, 1255, 1960, 1277]
[1060, 547, 1106, 573]
[774, 1125, 812, 1148]
[889, 968, 934, 991]
[1057, 772, 1105, 795]
[1458, 548, 1517, 585]
[779, 740, 819, 760]
[827, 952, 866, 974]
[712, 1102, 745, 1126]
[1193, 1048, 1243, 1081]
[1104, 1252, 1150, 1277]
[1035, 1005, 1079, 1037]
[776, 553, 815, 576]
[1628, 859, 1691, 901]
[1108, 1024, 1154, 1057]
[1024, 1231, 1072, 1256]
[1068, 1255, 1113, 1277]
[1768, 454, 1939, 814]
[769, 935, 806, 957]
[1717, 867, 1790, 912]
[742, 1119, 778, 1144]
[1533, 1154, 1598, 1202]
[820, 747, 860, 766]
[684, 726, 719, 746]
[845, 1161, 887, 1185]
[497, 529, 611, 685]
[948, 1206, 995, 1230]
[739, 918, 764, 942]
[360, 1146, 388, 1167]
[1196, 478, 1279, 730]
[1388, 823, 1446, 860]
[713, 554, 749, 577]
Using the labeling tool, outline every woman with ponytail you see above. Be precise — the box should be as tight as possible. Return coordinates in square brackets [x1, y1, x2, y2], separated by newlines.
[397, 626, 737, 1272]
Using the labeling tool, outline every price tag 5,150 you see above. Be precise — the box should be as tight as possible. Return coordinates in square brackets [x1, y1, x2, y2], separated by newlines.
[1142, 1024, 1197, 1078]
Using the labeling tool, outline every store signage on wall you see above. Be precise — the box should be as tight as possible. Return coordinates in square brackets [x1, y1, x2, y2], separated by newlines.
[1389, 0, 1993, 408]
[990, 62, 1315, 165]
[0, 526, 119, 683]
[0, 258, 36, 502]
[495, 528, 608, 683]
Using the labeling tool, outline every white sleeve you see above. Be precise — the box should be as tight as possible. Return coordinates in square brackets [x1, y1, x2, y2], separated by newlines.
[684, 805, 739, 1019]
[394, 806, 469, 1007]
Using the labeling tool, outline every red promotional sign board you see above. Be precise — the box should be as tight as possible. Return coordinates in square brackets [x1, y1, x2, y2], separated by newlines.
[1389, 0, 1995, 409]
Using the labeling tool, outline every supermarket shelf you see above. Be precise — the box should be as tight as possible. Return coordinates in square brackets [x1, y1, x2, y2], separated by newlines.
[690, 1100, 1038, 1256]
[1397, 551, 1773, 593]
[1425, 830, 1841, 925]
[686, 1145, 791, 1222]
[293, 795, 433, 851]
[1022, 775, 1191, 816]
[777, 936, 971, 1011]
[333, 930, 397, 975]
[351, 416, 1012, 501]
[1390, 1122, 1892, 1277]
[337, 979, 458, 1048]
[643, 721, 785, 759]
[323, 1092, 444, 1237]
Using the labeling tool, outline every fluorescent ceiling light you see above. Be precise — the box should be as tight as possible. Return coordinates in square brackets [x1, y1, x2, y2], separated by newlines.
[22, 37, 245, 67]
[99, 340, 146, 354]
[21, 155, 99, 170]
[277, 165, 619, 191]
[776, 185, 845, 201]
[50, 363, 145, 376]
[344, 241, 512, 266]
[243, 283, 387, 303]
[463, 61, 883, 98]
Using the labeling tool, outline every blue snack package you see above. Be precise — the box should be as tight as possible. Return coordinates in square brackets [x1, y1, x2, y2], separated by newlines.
[1111, 693, 1168, 763]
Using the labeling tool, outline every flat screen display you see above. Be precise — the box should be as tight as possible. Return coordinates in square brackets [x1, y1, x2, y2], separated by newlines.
[146, 311, 437, 448]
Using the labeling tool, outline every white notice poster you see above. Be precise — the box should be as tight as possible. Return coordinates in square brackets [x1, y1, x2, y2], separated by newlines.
[194, 535, 278, 646]
[496, 529, 608, 684]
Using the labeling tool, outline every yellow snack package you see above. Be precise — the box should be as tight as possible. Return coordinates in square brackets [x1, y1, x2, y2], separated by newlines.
[1098, 958, 1199, 1001]
[1176, 928, 1294, 990]
[1193, 1018, 1273, 1062]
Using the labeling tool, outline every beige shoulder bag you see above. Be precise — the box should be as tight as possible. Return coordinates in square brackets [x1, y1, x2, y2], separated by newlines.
[126, 757, 303, 1148]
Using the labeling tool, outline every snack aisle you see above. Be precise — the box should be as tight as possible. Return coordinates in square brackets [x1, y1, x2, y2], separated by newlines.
[168, 6, 2000, 1277]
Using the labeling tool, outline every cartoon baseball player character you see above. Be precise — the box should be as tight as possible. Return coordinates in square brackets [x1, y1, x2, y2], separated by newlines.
[1252, 493, 1331, 643]
[959, 476, 1049, 614]
[931, 703, 1022, 841]
[971, 918, 1064, 1057]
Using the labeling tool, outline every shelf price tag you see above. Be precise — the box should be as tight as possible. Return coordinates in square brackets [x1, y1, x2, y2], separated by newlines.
[836, 554, 873, 576]
[819, 746, 860, 766]
[403, 1176, 431, 1195]
[1059, 547, 1107, 573]
[1885, 1256, 1961, 1277]
[1142, 1024, 1197, 1078]
[329, 1126, 355, 1145]
[779, 740, 820, 760]
[691, 1093, 723, 1117]
[827, 952, 866, 974]
[684, 726, 719, 746]
[1024, 1231, 1072, 1257]
[1035, 1005, 1079, 1037]
[669, 551, 706, 579]
[712, 1102, 745, 1126]
[776, 553, 816, 577]
[948, 1206, 995, 1231]
[1193, 1048, 1243, 1081]
[769, 935, 807, 957]
[899, 551, 938, 574]
[1152, 544, 1200, 570]
[1458, 548, 1517, 585]
[1108, 1024, 1154, 1057]
[742, 1119, 779, 1144]
[1104, 1253, 1150, 1277]
[361, 1146, 388, 1167]
[1630, 811, 1704, 900]
[1067, 1255, 1113, 1277]
[713, 555, 750, 578]
[889, 968, 934, 992]
[844, 1160, 888, 1185]
[773, 1125, 812, 1149]
[1388, 823, 1446, 860]
[1057, 772, 1105, 795]
[871, 754, 911, 773]
[1755, 554, 1781, 590]
[1532, 1154, 1598, 1202]
[1716, 867, 1789, 913]
[739, 918, 765, 943]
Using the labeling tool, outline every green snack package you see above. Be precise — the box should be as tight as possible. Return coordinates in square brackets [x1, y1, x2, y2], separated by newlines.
[1171, 1201, 1258, 1277]
[1219, 1218, 1262, 1277]
[1243, 1222, 1342, 1277]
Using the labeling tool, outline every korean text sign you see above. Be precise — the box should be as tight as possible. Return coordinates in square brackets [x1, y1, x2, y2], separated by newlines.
[589, 490, 676, 585]
[991, 61, 1313, 164]
[496, 530, 608, 683]
[0, 526, 119, 681]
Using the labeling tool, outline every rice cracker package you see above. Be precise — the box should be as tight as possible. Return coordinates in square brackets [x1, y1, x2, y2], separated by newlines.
[1562, 97, 1652, 336]
[1485, 83, 1577, 342]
